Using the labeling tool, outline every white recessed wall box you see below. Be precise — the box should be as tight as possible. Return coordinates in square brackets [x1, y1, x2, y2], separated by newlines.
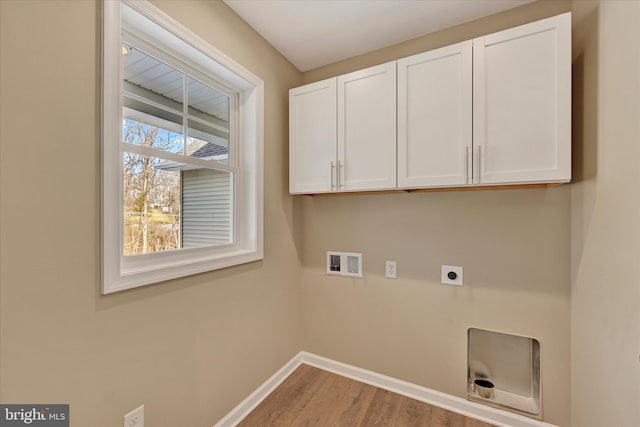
[326, 252, 363, 278]
[468, 328, 541, 418]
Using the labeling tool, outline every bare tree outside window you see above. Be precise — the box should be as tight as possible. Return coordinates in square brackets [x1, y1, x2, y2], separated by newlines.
[122, 119, 181, 255]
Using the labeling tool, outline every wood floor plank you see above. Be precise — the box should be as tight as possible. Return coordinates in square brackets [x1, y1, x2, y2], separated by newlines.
[430, 404, 467, 427]
[324, 380, 378, 426]
[359, 388, 402, 426]
[289, 372, 349, 426]
[393, 395, 433, 426]
[464, 415, 497, 427]
[237, 365, 496, 427]
[237, 364, 330, 426]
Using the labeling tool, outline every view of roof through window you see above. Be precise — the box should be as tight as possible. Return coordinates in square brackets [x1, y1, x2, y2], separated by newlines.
[122, 44, 230, 164]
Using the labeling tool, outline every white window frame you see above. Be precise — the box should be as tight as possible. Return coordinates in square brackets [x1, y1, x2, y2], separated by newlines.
[102, 0, 263, 294]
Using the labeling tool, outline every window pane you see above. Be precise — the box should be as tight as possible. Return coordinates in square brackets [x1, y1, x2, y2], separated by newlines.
[123, 45, 184, 111]
[182, 168, 233, 248]
[123, 152, 233, 255]
[187, 77, 230, 164]
[187, 77, 229, 124]
[122, 45, 185, 154]
[124, 96, 184, 130]
[187, 119, 229, 164]
[123, 152, 181, 255]
[122, 117, 183, 154]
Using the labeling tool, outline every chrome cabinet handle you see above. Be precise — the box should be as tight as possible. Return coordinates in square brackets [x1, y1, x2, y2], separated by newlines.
[330, 161, 336, 190]
[465, 146, 469, 185]
[477, 145, 482, 184]
[338, 160, 344, 188]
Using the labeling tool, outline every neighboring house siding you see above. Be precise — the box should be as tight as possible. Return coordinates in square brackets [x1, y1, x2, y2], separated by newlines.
[182, 169, 231, 247]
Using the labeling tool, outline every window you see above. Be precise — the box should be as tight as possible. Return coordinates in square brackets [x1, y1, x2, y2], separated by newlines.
[102, 0, 263, 294]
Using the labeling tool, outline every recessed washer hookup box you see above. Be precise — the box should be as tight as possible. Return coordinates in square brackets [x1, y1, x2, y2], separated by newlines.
[467, 328, 541, 419]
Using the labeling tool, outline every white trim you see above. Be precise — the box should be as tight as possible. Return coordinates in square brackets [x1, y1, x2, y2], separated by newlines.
[214, 351, 559, 427]
[121, 143, 237, 174]
[102, 0, 123, 293]
[121, 0, 262, 90]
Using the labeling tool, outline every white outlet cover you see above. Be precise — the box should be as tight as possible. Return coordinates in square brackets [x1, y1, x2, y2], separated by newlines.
[385, 261, 397, 279]
[124, 405, 144, 427]
[441, 265, 463, 286]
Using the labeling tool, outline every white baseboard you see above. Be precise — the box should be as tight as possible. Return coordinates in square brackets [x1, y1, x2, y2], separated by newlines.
[214, 351, 558, 427]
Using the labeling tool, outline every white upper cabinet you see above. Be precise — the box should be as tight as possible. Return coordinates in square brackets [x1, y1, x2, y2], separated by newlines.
[289, 12, 571, 195]
[289, 78, 337, 194]
[397, 41, 473, 188]
[473, 12, 571, 185]
[337, 61, 397, 191]
[290, 62, 397, 194]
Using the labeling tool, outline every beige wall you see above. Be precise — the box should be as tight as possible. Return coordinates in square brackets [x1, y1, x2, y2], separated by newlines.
[571, 1, 640, 426]
[3, 0, 637, 426]
[0, 1, 302, 426]
[299, 1, 572, 426]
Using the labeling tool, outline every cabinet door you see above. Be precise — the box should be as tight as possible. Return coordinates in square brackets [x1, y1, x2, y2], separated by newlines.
[397, 41, 472, 188]
[337, 61, 397, 191]
[289, 78, 337, 194]
[473, 12, 571, 185]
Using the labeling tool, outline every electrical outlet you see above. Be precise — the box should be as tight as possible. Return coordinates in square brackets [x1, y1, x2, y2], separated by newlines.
[441, 265, 463, 286]
[385, 261, 397, 279]
[124, 405, 144, 427]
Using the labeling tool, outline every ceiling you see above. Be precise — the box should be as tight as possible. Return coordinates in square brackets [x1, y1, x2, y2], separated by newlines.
[223, 0, 535, 71]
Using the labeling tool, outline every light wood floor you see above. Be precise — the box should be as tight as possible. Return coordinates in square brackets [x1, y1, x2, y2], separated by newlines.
[237, 364, 496, 427]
